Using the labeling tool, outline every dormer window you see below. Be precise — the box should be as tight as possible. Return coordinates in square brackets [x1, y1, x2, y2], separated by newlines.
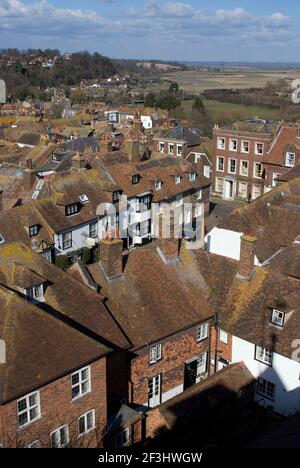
[66, 203, 79, 216]
[189, 172, 196, 182]
[155, 180, 162, 191]
[271, 309, 285, 327]
[26, 284, 44, 302]
[132, 174, 140, 185]
[29, 225, 39, 237]
[175, 176, 181, 185]
[286, 152, 295, 168]
[0, 233, 5, 245]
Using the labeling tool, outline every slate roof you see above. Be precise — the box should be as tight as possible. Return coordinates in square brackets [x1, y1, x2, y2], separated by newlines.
[164, 126, 202, 147]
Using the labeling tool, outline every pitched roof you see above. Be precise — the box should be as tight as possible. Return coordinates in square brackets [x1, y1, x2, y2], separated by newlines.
[88, 242, 213, 349]
[164, 126, 202, 146]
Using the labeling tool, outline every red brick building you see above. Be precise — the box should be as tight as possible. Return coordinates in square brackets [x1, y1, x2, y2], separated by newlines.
[212, 120, 300, 201]
[0, 243, 129, 448]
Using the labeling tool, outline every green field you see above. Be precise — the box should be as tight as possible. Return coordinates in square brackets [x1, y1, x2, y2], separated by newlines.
[182, 99, 282, 125]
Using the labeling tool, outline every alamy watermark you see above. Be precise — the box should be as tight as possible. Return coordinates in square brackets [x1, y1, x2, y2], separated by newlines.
[96, 195, 205, 250]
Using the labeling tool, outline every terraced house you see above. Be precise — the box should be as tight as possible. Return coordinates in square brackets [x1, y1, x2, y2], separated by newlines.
[203, 179, 300, 416]
[212, 120, 300, 201]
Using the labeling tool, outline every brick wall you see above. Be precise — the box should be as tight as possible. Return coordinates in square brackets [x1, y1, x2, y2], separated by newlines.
[0, 357, 108, 448]
[129, 324, 211, 407]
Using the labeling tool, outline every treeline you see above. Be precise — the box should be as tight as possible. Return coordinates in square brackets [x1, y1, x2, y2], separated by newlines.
[203, 79, 291, 110]
[0, 50, 119, 100]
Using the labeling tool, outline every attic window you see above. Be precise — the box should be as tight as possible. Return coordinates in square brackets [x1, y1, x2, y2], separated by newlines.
[29, 225, 39, 237]
[66, 203, 79, 216]
[155, 180, 162, 191]
[189, 172, 197, 181]
[175, 176, 181, 185]
[26, 284, 44, 302]
[79, 194, 89, 204]
[112, 191, 122, 203]
[0, 233, 5, 245]
[132, 174, 140, 185]
[271, 309, 285, 327]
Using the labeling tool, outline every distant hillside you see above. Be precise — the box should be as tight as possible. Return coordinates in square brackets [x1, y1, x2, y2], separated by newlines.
[0, 49, 188, 100]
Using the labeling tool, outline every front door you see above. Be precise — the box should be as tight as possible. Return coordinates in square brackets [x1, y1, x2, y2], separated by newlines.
[148, 375, 161, 408]
[224, 180, 234, 199]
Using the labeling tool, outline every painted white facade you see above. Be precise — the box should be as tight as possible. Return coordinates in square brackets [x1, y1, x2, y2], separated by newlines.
[54, 219, 98, 256]
[141, 116, 152, 129]
[206, 227, 260, 265]
[232, 336, 300, 416]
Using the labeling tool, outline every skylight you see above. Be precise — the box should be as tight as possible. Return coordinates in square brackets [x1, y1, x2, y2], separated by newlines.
[79, 194, 89, 204]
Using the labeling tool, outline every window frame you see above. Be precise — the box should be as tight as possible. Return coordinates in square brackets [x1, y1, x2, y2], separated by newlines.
[175, 175, 181, 185]
[115, 428, 130, 448]
[89, 222, 98, 239]
[159, 142, 165, 153]
[255, 346, 273, 367]
[51, 424, 69, 448]
[65, 203, 79, 217]
[189, 172, 197, 182]
[168, 143, 174, 154]
[285, 152, 296, 168]
[240, 160, 249, 177]
[78, 410, 96, 437]
[132, 174, 140, 185]
[197, 323, 209, 342]
[219, 330, 228, 344]
[26, 283, 44, 301]
[196, 352, 208, 376]
[155, 180, 162, 191]
[71, 366, 91, 401]
[229, 139, 238, 152]
[176, 144, 183, 156]
[215, 177, 224, 193]
[257, 378, 276, 401]
[149, 344, 163, 365]
[228, 158, 237, 174]
[17, 391, 41, 428]
[255, 142, 264, 156]
[271, 309, 285, 328]
[241, 140, 250, 154]
[253, 162, 263, 179]
[217, 156, 225, 172]
[29, 225, 39, 237]
[62, 231, 72, 250]
[217, 137, 225, 150]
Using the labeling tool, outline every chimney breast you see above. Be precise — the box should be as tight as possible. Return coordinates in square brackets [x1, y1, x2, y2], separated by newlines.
[99, 238, 123, 280]
[238, 232, 257, 279]
[23, 159, 36, 191]
[156, 212, 180, 265]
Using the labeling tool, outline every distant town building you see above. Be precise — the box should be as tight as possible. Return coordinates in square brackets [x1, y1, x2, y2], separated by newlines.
[0, 79, 6, 104]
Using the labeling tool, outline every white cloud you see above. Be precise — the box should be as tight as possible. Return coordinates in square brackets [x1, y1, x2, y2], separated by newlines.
[0, 1, 295, 53]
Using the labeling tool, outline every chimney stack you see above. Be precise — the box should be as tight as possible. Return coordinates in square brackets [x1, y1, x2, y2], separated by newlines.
[156, 211, 180, 265]
[99, 234, 124, 280]
[238, 232, 257, 279]
[101, 134, 113, 153]
[72, 152, 85, 170]
[23, 158, 36, 191]
[125, 140, 140, 162]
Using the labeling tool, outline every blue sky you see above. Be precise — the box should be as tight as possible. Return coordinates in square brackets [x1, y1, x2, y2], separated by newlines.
[0, 1, 299, 61]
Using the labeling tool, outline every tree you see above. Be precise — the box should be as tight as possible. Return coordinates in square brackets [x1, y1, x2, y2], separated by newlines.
[169, 82, 179, 93]
[144, 92, 156, 108]
[193, 96, 204, 111]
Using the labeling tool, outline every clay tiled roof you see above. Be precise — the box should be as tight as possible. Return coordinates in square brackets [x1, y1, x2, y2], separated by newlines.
[0, 242, 129, 403]
[100, 156, 209, 202]
[88, 242, 213, 349]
